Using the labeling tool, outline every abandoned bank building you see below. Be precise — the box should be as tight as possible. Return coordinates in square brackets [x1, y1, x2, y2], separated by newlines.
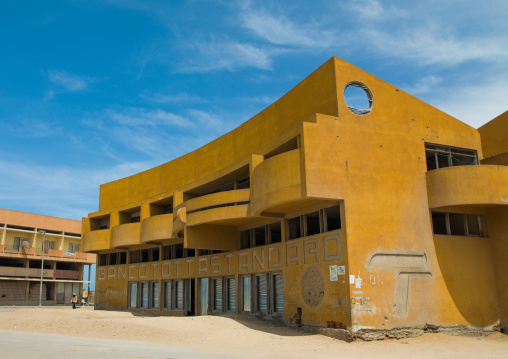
[82, 57, 508, 339]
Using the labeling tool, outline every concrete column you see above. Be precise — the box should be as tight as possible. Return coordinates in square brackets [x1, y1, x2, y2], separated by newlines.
[1, 226, 6, 245]
[25, 281, 30, 302]
[32, 229, 38, 251]
[58, 234, 65, 251]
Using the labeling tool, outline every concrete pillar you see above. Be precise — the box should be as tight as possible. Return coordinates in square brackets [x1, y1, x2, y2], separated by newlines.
[1, 226, 6, 245]
[25, 281, 30, 302]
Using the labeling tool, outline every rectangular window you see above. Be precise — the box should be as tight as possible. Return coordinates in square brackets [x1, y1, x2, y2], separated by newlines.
[68, 243, 80, 253]
[324, 204, 341, 231]
[13, 237, 23, 251]
[254, 226, 266, 247]
[425, 144, 477, 171]
[141, 249, 150, 262]
[449, 213, 466, 236]
[432, 212, 485, 237]
[287, 216, 301, 240]
[240, 230, 251, 249]
[466, 214, 482, 237]
[269, 222, 282, 244]
[306, 211, 321, 236]
[130, 211, 141, 223]
[162, 245, 172, 260]
[431, 212, 448, 235]
[174, 244, 184, 259]
[162, 204, 173, 214]
[99, 218, 110, 230]
[119, 252, 127, 265]
[130, 250, 140, 264]
[152, 247, 160, 262]
[99, 253, 108, 266]
[237, 176, 250, 189]
[109, 252, 118, 266]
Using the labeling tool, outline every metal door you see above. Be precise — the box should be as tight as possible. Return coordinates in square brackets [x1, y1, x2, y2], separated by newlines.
[152, 282, 159, 309]
[227, 277, 236, 311]
[242, 276, 251, 312]
[64, 283, 73, 303]
[175, 280, 184, 310]
[257, 275, 267, 312]
[163, 281, 172, 309]
[129, 282, 138, 308]
[141, 282, 149, 308]
[214, 278, 223, 311]
[199, 278, 208, 315]
[273, 274, 283, 313]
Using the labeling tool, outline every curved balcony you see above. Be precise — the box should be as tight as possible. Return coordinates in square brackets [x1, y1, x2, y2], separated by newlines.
[172, 207, 186, 238]
[179, 189, 251, 228]
[110, 222, 141, 248]
[141, 213, 173, 243]
[427, 165, 508, 209]
[82, 229, 111, 253]
[251, 149, 303, 215]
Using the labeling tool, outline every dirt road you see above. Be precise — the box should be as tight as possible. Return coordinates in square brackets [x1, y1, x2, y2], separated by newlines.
[0, 307, 506, 359]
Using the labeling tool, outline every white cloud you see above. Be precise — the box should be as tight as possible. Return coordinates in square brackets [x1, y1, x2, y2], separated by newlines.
[345, 0, 407, 20]
[403, 75, 442, 95]
[47, 70, 95, 92]
[179, 38, 274, 72]
[430, 78, 508, 128]
[106, 107, 193, 128]
[241, 9, 333, 48]
[365, 27, 508, 66]
[140, 92, 207, 104]
[0, 159, 155, 220]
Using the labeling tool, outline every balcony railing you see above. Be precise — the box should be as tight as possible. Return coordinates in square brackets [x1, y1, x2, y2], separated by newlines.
[0, 245, 94, 262]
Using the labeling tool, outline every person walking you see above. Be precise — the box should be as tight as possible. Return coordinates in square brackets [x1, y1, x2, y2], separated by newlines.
[71, 293, 77, 309]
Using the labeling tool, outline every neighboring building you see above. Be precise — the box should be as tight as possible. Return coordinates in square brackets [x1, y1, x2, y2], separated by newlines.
[82, 57, 508, 338]
[0, 209, 96, 305]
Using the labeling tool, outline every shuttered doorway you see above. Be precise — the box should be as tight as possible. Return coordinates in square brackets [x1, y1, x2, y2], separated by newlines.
[213, 278, 223, 312]
[257, 275, 268, 313]
[273, 274, 283, 313]
[227, 277, 236, 311]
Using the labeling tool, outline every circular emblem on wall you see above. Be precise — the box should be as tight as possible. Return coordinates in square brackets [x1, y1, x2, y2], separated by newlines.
[300, 266, 325, 308]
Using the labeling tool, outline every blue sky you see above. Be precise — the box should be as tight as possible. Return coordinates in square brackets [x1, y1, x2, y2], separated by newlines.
[1, 0, 508, 220]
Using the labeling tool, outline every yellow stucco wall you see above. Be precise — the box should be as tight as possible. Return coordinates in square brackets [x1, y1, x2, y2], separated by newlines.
[478, 110, 508, 158]
[85, 56, 507, 332]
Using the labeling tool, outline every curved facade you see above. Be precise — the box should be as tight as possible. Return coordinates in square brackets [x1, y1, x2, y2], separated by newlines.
[83, 57, 508, 338]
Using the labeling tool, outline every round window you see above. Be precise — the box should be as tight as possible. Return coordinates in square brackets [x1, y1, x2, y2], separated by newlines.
[344, 82, 373, 115]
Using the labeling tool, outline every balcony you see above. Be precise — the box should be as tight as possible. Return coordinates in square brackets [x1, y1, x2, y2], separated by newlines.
[0, 245, 95, 263]
[82, 229, 111, 253]
[186, 189, 250, 226]
[141, 213, 174, 243]
[110, 222, 141, 248]
[426, 165, 508, 209]
[251, 149, 303, 215]
[0, 266, 53, 278]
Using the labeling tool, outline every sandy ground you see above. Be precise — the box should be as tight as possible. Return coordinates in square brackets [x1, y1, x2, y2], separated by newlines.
[0, 307, 507, 359]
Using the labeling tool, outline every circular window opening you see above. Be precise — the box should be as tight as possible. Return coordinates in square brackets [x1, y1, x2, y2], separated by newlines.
[344, 82, 373, 115]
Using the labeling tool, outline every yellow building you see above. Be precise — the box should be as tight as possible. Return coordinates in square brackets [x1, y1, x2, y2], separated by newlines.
[82, 57, 508, 339]
[0, 209, 96, 305]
